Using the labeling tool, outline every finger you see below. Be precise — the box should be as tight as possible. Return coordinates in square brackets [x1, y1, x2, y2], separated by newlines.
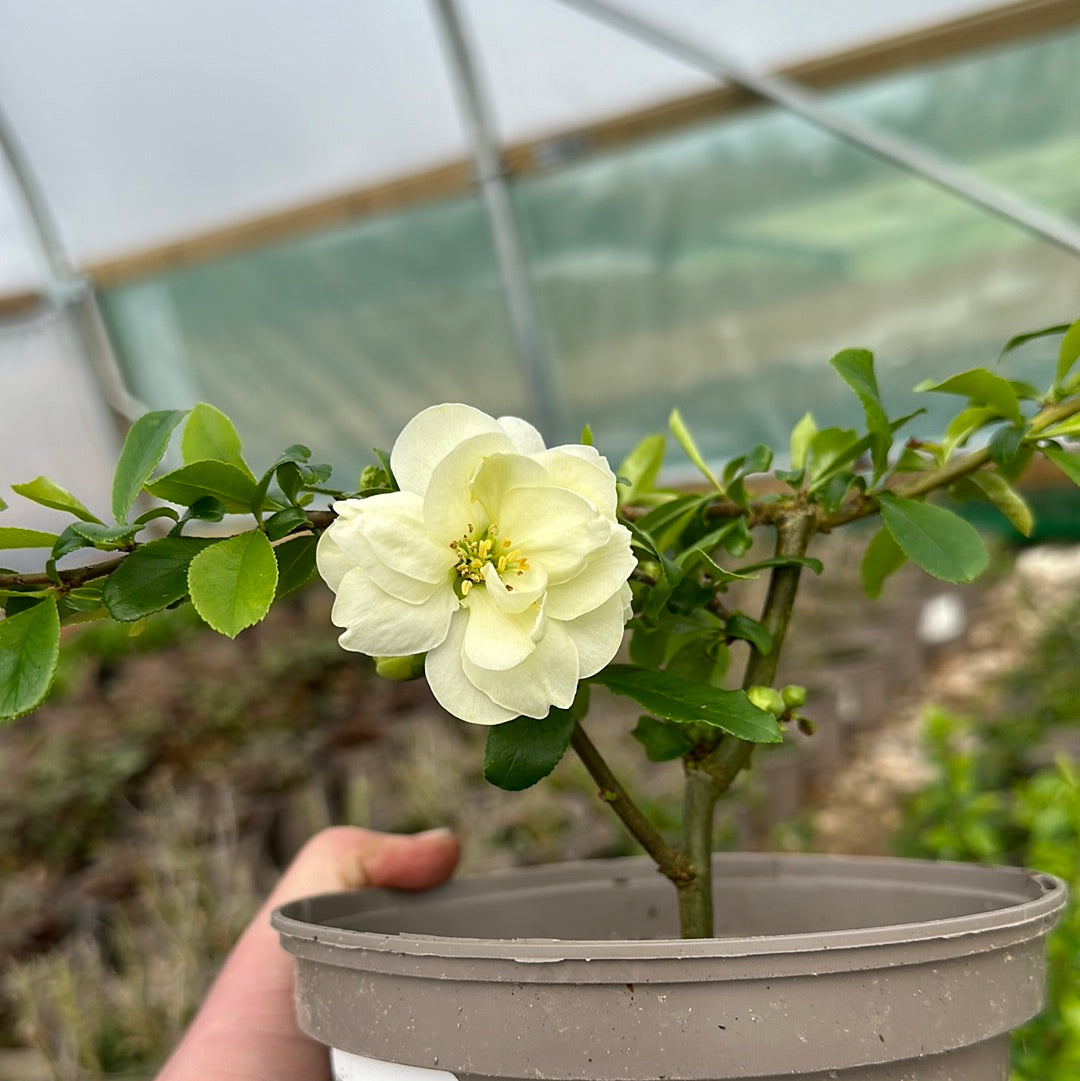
[264, 825, 461, 914]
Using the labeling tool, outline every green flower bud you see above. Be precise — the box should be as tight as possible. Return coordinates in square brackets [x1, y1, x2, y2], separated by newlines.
[374, 653, 426, 681]
[747, 685, 785, 717]
[781, 684, 807, 709]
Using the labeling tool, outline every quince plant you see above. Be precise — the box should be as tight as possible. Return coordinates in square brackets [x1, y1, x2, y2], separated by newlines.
[2, 317, 1080, 938]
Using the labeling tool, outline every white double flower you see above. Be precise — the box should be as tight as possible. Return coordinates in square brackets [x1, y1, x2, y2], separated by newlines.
[317, 404, 635, 725]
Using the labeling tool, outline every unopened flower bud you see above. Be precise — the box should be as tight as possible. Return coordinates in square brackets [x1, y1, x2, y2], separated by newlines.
[747, 685, 785, 717]
[374, 653, 426, 681]
[781, 684, 807, 709]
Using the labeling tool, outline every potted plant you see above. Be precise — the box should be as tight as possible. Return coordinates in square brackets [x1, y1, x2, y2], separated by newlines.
[1, 318, 1078, 1079]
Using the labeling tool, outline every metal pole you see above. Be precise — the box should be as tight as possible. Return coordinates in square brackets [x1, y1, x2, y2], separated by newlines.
[431, 0, 562, 438]
[0, 102, 80, 298]
[0, 102, 143, 423]
[556, 0, 1080, 258]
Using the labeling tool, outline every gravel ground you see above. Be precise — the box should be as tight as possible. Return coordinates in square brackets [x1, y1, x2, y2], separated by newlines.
[811, 544, 1080, 855]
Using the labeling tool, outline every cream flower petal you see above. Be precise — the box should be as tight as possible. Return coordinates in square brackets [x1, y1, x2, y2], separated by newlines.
[468, 453, 549, 522]
[561, 584, 633, 678]
[461, 584, 540, 671]
[498, 486, 610, 582]
[464, 618, 579, 718]
[425, 612, 519, 725]
[534, 445, 620, 518]
[315, 529, 355, 592]
[496, 414, 546, 454]
[544, 526, 637, 620]
[359, 507, 457, 586]
[481, 560, 547, 614]
[392, 404, 505, 497]
[330, 566, 457, 655]
[421, 432, 513, 539]
[321, 493, 453, 604]
[355, 534, 445, 605]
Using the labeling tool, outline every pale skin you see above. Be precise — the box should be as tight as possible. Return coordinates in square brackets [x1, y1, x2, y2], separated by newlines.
[154, 826, 461, 1081]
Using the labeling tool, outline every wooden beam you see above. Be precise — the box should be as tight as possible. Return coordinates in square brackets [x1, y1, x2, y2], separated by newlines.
[0, 290, 44, 320]
[12, 0, 1080, 294]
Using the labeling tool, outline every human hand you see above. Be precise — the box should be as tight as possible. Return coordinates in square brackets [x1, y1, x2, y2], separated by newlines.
[155, 826, 460, 1081]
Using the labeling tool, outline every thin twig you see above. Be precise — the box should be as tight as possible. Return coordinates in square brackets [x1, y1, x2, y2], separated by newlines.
[570, 723, 691, 884]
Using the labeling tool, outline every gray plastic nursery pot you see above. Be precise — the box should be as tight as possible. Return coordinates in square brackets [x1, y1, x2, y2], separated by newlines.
[273, 853, 1066, 1081]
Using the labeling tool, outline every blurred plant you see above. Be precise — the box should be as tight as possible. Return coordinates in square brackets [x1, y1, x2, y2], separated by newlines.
[4, 786, 262, 1081]
[897, 671, 1080, 1081]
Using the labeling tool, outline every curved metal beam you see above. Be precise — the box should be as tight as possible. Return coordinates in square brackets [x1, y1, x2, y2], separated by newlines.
[557, 0, 1080, 257]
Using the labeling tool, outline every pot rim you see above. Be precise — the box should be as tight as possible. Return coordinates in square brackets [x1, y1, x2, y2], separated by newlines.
[272, 851, 1066, 962]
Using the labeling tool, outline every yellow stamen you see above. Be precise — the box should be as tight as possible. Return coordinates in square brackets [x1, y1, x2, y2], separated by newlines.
[451, 522, 529, 596]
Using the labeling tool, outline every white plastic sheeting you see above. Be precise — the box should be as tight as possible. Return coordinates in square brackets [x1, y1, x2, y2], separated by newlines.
[0, 0, 999, 285]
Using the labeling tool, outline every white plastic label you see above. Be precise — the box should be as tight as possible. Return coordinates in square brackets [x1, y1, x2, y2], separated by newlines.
[331, 1047, 458, 1081]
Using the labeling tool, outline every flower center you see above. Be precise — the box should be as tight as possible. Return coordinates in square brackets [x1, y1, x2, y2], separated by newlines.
[450, 523, 529, 596]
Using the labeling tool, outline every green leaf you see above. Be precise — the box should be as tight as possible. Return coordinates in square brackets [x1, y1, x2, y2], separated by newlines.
[878, 494, 988, 584]
[988, 424, 1025, 466]
[275, 463, 304, 505]
[723, 445, 772, 508]
[112, 409, 186, 523]
[616, 433, 665, 504]
[3, 593, 47, 617]
[134, 506, 181, 527]
[999, 322, 1071, 360]
[726, 612, 773, 655]
[579, 423, 593, 447]
[70, 522, 143, 550]
[806, 428, 865, 491]
[590, 664, 782, 743]
[631, 716, 695, 762]
[103, 536, 215, 621]
[0, 597, 60, 721]
[181, 496, 227, 524]
[636, 493, 711, 554]
[1042, 444, 1080, 487]
[51, 524, 95, 562]
[1058, 319, 1080, 388]
[274, 534, 318, 597]
[482, 707, 576, 791]
[675, 520, 740, 571]
[967, 472, 1033, 537]
[859, 526, 907, 599]
[265, 506, 311, 541]
[788, 412, 817, 473]
[830, 348, 890, 475]
[0, 587, 53, 600]
[735, 555, 824, 577]
[664, 635, 729, 687]
[0, 527, 58, 549]
[62, 584, 106, 614]
[181, 403, 254, 478]
[915, 368, 1022, 424]
[669, 409, 721, 490]
[11, 477, 102, 524]
[941, 406, 999, 459]
[146, 461, 267, 514]
[187, 531, 278, 638]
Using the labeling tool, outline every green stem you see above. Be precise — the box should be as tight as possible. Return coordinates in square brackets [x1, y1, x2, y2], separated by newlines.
[700, 509, 816, 791]
[678, 763, 718, 937]
[569, 724, 691, 886]
[674, 509, 816, 937]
